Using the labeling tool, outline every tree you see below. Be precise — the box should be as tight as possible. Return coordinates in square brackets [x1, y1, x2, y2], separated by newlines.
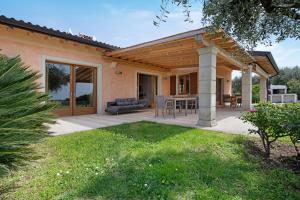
[232, 75, 261, 103]
[232, 76, 242, 95]
[270, 66, 300, 85]
[241, 103, 289, 158]
[284, 103, 300, 158]
[155, 0, 300, 47]
[252, 84, 260, 103]
[270, 66, 300, 99]
[287, 79, 300, 99]
[0, 55, 55, 177]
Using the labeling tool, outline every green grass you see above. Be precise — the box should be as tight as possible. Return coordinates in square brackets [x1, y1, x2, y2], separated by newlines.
[1, 121, 299, 199]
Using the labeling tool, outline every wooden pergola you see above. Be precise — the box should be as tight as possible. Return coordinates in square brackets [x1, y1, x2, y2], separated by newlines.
[103, 28, 276, 127]
[104, 29, 255, 72]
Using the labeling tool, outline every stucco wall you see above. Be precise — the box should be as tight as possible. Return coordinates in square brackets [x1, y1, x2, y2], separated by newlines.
[170, 66, 232, 95]
[0, 25, 168, 113]
[0, 24, 232, 114]
[216, 66, 232, 95]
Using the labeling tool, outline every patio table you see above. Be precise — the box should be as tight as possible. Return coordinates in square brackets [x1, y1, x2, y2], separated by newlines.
[166, 96, 197, 118]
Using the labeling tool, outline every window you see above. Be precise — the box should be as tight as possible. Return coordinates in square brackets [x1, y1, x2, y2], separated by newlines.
[178, 74, 190, 95]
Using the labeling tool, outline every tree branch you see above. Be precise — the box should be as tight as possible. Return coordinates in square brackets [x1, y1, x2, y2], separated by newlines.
[260, 0, 300, 20]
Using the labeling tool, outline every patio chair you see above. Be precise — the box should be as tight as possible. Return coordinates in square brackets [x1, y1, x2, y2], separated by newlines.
[165, 99, 176, 117]
[223, 94, 231, 106]
[230, 96, 238, 108]
[188, 96, 198, 114]
[236, 96, 242, 107]
[154, 96, 176, 118]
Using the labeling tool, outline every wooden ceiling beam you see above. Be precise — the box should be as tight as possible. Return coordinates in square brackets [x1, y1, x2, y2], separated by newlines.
[127, 51, 198, 62]
[102, 55, 170, 72]
[105, 37, 196, 57]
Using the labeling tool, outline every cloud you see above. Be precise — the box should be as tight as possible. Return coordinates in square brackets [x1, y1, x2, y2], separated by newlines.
[255, 41, 300, 67]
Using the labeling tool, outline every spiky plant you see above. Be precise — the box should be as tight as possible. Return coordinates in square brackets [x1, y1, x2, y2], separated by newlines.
[0, 54, 55, 177]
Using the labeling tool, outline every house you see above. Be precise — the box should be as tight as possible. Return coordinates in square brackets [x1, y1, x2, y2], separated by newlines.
[0, 15, 279, 127]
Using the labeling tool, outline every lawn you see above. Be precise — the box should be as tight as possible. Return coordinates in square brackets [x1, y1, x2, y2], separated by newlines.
[1, 121, 299, 199]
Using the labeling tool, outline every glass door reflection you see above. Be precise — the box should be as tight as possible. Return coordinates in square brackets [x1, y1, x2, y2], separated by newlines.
[46, 62, 97, 116]
[46, 62, 72, 115]
[74, 66, 97, 115]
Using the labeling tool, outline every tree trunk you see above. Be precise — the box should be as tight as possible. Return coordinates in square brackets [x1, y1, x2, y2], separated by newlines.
[260, 134, 271, 158]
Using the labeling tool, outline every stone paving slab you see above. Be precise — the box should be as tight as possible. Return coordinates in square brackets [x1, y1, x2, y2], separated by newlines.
[48, 109, 254, 136]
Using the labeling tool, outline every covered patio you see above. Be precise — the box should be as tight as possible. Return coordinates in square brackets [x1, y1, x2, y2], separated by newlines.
[49, 108, 254, 135]
[103, 29, 277, 127]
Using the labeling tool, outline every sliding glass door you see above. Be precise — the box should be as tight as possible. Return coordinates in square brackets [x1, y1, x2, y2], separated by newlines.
[73, 66, 97, 115]
[46, 61, 97, 116]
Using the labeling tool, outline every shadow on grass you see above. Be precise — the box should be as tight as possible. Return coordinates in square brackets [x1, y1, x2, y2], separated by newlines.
[231, 137, 300, 174]
[77, 148, 299, 200]
[102, 121, 193, 143]
[0, 147, 43, 196]
[0, 147, 42, 177]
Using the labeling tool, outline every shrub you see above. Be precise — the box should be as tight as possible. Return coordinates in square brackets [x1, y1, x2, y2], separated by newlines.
[240, 103, 289, 158]
[0, 55, 55, 177]
[283, 103, 300, 158]
[252, 84, 260, 103]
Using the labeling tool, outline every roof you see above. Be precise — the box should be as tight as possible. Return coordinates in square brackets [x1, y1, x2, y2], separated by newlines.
[104, 28, 254, 70]
[0, 15, 279, 76]
[270, 85, 287, 90]
[249, 51, 279, 76]
[0, 15, 118, 50]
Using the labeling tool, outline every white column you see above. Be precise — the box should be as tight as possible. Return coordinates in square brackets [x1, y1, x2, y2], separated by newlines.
[197, 47, 217, 127]
[259, 77, 267, 102]
[242, 66, 252, 110]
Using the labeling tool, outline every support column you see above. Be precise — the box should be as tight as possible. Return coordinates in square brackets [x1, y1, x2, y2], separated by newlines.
[242, 66, 252, 110]
[197, 47, 217, 127]
[259, 77, 267, 102]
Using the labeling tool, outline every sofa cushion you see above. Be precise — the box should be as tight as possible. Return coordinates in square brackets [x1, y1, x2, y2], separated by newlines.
[127, 98, 138, 105]
[115, 98, 130, 106]
[116, 98, 138, 106]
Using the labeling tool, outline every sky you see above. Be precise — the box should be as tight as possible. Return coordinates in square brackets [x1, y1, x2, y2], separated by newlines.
[1, 0, 299, 70]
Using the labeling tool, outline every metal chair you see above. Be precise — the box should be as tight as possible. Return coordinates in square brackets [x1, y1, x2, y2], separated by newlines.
[155, 96, 177, 118]
[230, 96, 238, 108]
[155, 95, 166, 118]
[223, 94, 231, 107]
[188, 96, 198, 114]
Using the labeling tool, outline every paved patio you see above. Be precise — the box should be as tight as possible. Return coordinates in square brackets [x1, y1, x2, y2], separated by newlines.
[49, 108, 254, 136]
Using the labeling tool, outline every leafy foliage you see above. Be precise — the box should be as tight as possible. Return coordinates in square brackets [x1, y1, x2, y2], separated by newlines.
[0, 54, 55, 177]
[270, 66, 300, 99]
[232, 76, 242, 96]
[270, 66, 300, 84]
[241, 102, 300, 158]
[252, 84, 260, 103]
[241, 103, 289, 157]
[155, 0, 300, 47]
[232, 75, 261, 103]
[282, 103, 300, 157]
[287, 79, 300, 99]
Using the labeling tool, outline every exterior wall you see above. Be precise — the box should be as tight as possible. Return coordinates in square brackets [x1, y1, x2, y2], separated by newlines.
[0, 25, 167, 113]
[216, 66, 232, 95]
[0, 24, 232, 114]
[169, 66, 232, 95]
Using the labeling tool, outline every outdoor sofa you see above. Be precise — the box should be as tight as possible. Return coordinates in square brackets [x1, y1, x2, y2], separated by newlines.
[105, 98, 149, 114]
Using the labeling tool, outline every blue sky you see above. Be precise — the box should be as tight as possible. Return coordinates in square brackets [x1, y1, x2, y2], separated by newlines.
[1, 0, 299, 68]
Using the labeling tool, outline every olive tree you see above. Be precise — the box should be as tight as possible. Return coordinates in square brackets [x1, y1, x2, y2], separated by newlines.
[155, 0, 300, 47]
